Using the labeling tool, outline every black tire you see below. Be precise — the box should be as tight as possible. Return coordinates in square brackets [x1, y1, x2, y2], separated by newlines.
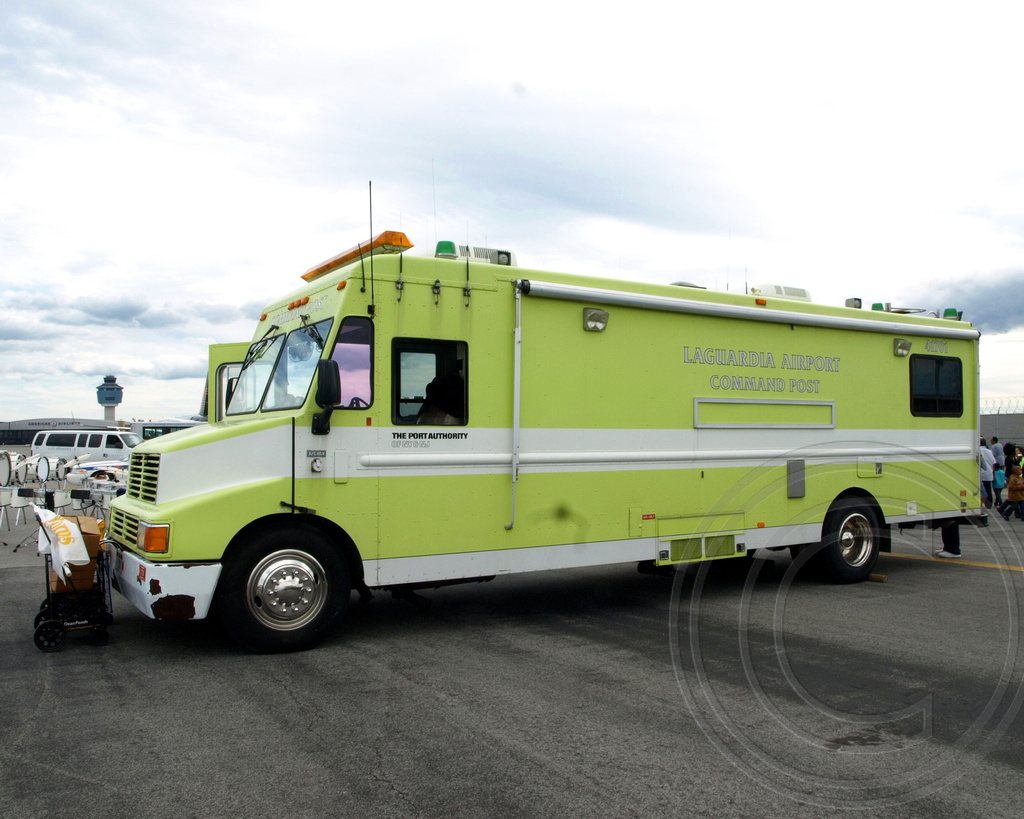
[34, 619, 67, 652]
[218, 524, 350, 652]
[90, 626, 110, 646]
[815, 499, 882, 583]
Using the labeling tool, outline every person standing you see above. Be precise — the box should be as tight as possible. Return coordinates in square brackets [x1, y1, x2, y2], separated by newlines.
[1002, 465, 1024, 522]
[979, 439, 996, 509]
[991, 436, 1006, 505]
[1004, 442, 1019, 471]
[935, 520, 962, 559]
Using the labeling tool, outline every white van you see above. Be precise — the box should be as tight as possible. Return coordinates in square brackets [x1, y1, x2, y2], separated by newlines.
[31, 429, 142, 465]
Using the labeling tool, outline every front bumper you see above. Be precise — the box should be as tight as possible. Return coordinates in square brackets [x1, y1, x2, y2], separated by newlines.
[105, 539, 222, 621]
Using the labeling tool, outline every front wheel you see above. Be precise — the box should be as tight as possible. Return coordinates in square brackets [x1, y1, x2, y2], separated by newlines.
[815, 500, 883, 583]
[218, 525, 350, 652]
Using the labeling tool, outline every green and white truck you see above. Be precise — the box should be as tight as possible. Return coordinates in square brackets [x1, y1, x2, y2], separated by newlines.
[105, 230, 982, 650]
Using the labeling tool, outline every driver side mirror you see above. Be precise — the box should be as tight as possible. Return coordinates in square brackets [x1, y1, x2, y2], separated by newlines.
[312, 359, 341, 435]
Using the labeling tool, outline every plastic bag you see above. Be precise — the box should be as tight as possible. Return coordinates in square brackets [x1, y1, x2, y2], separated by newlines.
[35, 507, 91, 581]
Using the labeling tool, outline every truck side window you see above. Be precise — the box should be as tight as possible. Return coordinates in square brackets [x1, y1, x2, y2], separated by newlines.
[392, 339, 468, 425]
[910, 355, 963, 417]
[330, 317, 373, 409]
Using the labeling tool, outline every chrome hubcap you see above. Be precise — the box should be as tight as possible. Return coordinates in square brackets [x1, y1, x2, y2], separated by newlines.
[246, 549, 328, 631]
[838, 513, 873, 568]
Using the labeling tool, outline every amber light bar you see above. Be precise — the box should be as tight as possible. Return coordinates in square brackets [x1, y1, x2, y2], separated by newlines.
[301, 230, 413, 282]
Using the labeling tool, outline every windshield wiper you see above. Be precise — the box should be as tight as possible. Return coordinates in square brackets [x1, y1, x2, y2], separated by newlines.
[299, 315, 326, 350]
[242, 324, 279, 369]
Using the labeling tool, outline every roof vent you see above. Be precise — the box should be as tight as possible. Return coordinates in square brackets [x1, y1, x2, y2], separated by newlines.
[749, 284, 811, 302]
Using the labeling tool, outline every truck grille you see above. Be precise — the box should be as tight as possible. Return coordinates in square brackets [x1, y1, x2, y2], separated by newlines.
[108, 508, 140, 548]
[128, 452, 160, 502]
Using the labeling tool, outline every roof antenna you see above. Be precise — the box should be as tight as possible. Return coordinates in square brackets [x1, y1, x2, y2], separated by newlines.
[464, 219, 471, 306]
[432, 161, 438, 248]
[367, 181, 376, 317]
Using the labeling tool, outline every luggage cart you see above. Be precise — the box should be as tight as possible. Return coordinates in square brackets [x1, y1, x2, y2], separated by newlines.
[33, 520, 113, 652]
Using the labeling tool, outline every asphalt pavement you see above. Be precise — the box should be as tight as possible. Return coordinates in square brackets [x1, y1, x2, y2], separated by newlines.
[3, 507, 1024, 818]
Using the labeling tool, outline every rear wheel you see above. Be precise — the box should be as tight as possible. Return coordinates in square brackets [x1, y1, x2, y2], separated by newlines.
[816, 499, 882, 583]
[218, 525, 350, 652]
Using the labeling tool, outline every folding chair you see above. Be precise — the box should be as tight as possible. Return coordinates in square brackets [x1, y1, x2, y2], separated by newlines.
[12, 487, 35, 526]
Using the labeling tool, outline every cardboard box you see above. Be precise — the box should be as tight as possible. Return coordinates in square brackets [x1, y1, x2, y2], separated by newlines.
[48, 516, 103, 594]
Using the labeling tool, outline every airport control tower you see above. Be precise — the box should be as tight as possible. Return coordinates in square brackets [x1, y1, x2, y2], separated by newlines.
[96, 374, 123, 422]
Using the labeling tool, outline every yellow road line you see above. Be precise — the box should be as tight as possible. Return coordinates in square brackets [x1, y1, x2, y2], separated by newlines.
[882, 552, 1024, 572]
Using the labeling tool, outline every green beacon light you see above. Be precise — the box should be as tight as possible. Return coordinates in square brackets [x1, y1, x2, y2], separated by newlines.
[435, 241, 458, 259]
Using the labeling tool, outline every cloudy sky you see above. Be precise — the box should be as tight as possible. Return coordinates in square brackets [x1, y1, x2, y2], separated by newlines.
[2, 0, 1023, 422]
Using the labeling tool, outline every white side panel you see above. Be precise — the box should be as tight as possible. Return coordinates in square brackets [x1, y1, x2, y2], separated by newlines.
[741, 523, 823, 550]
[366, 520, 837, 586]
[369, 537, 658, 586]
[157, 425, 292, 504]
[348, 427, 974, 478]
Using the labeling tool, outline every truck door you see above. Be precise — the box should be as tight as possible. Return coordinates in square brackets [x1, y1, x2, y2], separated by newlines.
[292, 316, 379, 567]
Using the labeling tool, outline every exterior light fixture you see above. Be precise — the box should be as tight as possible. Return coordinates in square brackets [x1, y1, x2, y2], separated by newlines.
[583, 308, 609, 332]
[893, 338, 912, 357]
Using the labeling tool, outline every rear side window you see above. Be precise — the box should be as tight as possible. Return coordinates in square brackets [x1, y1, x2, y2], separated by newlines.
[47, 433, 77, 447]
[910, 355, 963, 417]
[33, 433, 45, 447]
[392, 338, 468, 425]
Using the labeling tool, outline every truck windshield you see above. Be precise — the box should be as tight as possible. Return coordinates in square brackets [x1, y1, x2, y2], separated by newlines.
[227, 318, 335, 415]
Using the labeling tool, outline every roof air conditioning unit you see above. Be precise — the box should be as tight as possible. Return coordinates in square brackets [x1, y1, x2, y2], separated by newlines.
[749, 284, 811, 302]
[435, 241, 517, 266]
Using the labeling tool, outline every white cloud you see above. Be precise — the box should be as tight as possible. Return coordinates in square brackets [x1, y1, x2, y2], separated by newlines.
[2, 0, 1023, 422]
